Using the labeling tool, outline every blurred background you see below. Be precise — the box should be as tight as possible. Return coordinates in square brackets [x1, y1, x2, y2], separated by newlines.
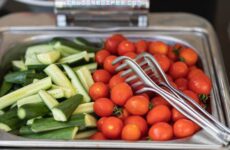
[0, 0, 229, 79]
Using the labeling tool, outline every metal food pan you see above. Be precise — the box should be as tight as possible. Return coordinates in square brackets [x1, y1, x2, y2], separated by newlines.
[0, 13, 229, 149]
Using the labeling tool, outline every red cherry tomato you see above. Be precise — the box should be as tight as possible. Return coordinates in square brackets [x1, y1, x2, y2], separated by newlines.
[121, 124, 141, 141]
[179, 48, 198, 66]
[125, 95, 149, 115]
[90, 132, 107, 140]
[172, 108, 186, 122]
[117, 40, 136, 56]
[183, 90, 200, 104]
[173, 119, 196, 138]
[125, 116, 148, 136]
[94, 98, 115, 117]
[93, 69, 112, 84]
[117, 108, 130, 121]
[149, 41, 169, 55]
[154, 54, 171, 72]
[103, 55, 119, 74]
[89, 82, 109, 101]
[105, 34, 126, 54]
[151, 96, 171, 108]
[148, 122, 173, 141]
[188, 74, 212, 95]
[166, 74, 173, 82]
[111, 83, 133, 106]
[95, 49, 110, 65]
[174, 78, 188, 91]
[109, 72, 125, 89]
[187, 68, 204, 80]
[135, 40, 148, 54]
[169, 61, 189, 79]
[101, 117, 123, 139]
[167, 44, 183, 61]
[123, 52, 137, 59]
[147, 105, 171, 125]
[97, 117, 107, 131]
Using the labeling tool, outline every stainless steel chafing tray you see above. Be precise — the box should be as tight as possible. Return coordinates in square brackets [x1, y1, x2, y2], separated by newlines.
[0, 12, 230, 149]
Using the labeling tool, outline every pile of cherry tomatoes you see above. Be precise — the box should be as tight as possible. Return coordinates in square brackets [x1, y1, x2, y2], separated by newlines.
[89, 34, 212, 141]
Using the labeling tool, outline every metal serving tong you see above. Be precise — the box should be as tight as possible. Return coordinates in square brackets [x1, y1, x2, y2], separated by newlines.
[113, 54, 230, 146]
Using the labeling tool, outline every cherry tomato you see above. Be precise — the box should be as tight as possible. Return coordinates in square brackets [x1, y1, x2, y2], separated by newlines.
[166, 74, 173, 82]
[167, 44, 183, 61]
[117, 40, 136, 56]
[97, 117, 107, 131]
[94, 98, 115, 117]
[101, 117, 123, 139]
[89, 82, 109, 101]
[121, 124, 141, 141]
[109, 72, 125, 89]
[172, 108, 186, 122]
[148, 122, 173, 141]
[154, 54, 171, 72]
[147, 105, 171, 125]
[189, 65, 198, 71]
[151, 96, 171, 108]
[95, 49, 110, 65]
[93, 69, 111, 84]
[174, 78, 188, 91]
[125, 95, 149, 115]
[179, 48, 198, 66]
[103, 55, 119, 74]
[188, 74, 212, 94]
[135, 40, 148, 54]
[140, 93, 150, 100]
[117, 108, 130, 121]
[105, 34, 126, 54]
[173, 119, 196, 138]
[187, 68, 204, 80]
[149, 41, 168, 55]
[183, 90, 200, 104]
[169, 61, 189, 79]
[123, 52, 137, 59]
[90, 132, 107, 140]
[111, 83, 133, 106]
[125, 116, 148, 136]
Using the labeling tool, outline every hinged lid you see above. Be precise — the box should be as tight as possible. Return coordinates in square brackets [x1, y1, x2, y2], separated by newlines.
[54, 0, 149, 27]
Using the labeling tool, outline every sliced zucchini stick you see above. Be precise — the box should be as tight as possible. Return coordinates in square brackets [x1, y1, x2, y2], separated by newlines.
[25, 44, 54, 65]
[0, 77, 52, 109]
[58, 51, 89, 64]
[44, 64, 76, 98]
[0, 108, 22, 132]
[72, 63, 97, 73]
[39, 90, 59, 109]
[37, 50, 61, 64]
[19, 126, 34, 135]
[63, 65, 91, 102]
[12, 60, 27, 71]
[0, 81, 12, 96]
[17, 89, 64, 108]
[17, 102, 49, 120]
[73, 102, 94, 114]
[76, 66, 94, 92]
[47, 88, 65, 99]
[74, 130, 97, 139]
[0, 110, 4, 115]
[23, 127, 79, 140]
[31, 113, 85, 133]
[51, 94, 83, 121]
[26, 116, 42, 126]
[53, 41, 80, 56]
